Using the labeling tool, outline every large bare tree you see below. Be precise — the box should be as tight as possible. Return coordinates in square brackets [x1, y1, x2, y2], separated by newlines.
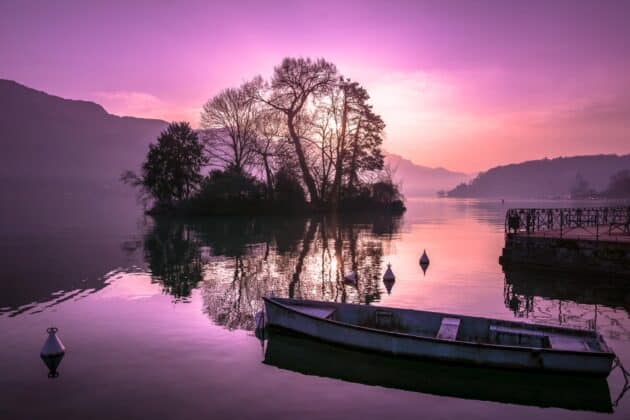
[317, 78, 385, 208]
[258, 58, 338, 206]
[200, 80, 259, 174]
[252, 108, 289, 194]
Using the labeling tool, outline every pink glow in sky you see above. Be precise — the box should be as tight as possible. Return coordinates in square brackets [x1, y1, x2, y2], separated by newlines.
[1, 0, 629, 173]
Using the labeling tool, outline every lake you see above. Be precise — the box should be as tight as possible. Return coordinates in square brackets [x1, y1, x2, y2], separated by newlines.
[1, 191, 629, 419]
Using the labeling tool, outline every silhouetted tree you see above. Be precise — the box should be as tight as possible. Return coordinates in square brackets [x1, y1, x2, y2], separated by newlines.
[258, 58, 338, 205]
[345, 99, 385, 192]
[200, 80, 259, 174]
[253, 108, 290, 195]
[124, 57, 401, 215]
[327, 79, 385, 205]
[124, 122, 206, 206]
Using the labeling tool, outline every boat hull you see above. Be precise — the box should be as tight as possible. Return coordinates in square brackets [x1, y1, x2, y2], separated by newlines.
[263, 298, 615, 376]
[264, 328, 613, 412]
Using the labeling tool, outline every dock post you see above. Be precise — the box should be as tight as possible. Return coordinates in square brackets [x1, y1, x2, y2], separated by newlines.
[596, 213, 599, 241]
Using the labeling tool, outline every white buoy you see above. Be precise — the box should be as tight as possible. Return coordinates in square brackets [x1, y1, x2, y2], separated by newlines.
[383, 264, 395, 282]
[40, 327, 65, 377]
[419, 250, 430, 266]
[344, 271, 357, 284]
[383, 263, 395, 294]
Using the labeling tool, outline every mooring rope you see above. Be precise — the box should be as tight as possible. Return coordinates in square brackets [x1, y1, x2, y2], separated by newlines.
[612, 356, 630, 407]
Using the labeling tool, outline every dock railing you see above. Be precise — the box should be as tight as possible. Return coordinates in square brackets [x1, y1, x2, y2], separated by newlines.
[505, 206, 630, 241]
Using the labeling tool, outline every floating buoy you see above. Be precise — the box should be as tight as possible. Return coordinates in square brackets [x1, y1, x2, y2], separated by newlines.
[382, 263, 396, 294]
[383, 264, 395, 282]
[420, 263, 429, 275]
[419, 250, 430, 266]
[40, 327, 65, 378]
[419, 250, 430, 275]
[383, 279, 395, 294]
[344, 271, 357, 284]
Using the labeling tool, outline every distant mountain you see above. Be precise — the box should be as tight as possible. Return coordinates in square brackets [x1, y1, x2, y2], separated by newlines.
[385, 152, 469, 197]
[0, 79, 168, 182]
[447, 155, 630, 198]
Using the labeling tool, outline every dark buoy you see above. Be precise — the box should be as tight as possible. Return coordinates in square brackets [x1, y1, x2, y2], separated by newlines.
[383, 264, 395, 282]
[419, 250, 430, 266]
[40, 327, 65, 378]
[383, 278, 395, 294]
[420, 263, 429, 275]
[382, 263, 395, 295]
[419, 250, 430, 275]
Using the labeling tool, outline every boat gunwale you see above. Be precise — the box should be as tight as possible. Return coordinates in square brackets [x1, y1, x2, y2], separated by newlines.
[263, 297, 615, 359]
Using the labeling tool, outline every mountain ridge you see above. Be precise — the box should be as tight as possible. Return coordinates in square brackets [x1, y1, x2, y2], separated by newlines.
[385, 152, 470, 196]
[447, 154, 630, 198]
[0, 78, 168, 182]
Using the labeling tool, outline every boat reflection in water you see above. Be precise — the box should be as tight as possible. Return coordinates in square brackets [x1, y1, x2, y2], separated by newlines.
[263, 328, 613, 413]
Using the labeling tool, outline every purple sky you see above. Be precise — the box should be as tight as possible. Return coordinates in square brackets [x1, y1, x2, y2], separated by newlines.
[1, 0, 629, 172]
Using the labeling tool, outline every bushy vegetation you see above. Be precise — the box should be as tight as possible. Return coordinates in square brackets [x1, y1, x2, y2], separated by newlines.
[271, 166, 307, 211]
[184, 169, 265, 216]
[123, 57, 405, 215]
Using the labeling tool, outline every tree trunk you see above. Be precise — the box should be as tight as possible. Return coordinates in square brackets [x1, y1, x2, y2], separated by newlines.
[262, 154, 273, 198]
[348, 119, 362, 191]
[330, 93, 348, 211]
[288, 114, 320, 206]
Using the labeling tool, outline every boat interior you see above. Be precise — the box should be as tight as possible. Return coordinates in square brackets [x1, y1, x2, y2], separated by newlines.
[274, 298, 607, 353]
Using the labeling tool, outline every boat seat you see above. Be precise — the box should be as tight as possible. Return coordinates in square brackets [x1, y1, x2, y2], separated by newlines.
[285, 304, 336, 320]
[489, 325, 546, 337]
[548, 335, 590, 351]
[489, 325, 550, 348]
[436, 317, 460, 340]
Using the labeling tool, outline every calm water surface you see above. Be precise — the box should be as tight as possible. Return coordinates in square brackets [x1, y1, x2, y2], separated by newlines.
[1, 194, 629, 419]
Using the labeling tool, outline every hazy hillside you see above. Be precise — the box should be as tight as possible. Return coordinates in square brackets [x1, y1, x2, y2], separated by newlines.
[0, 79, 170, 231]
[0, 79, 168, 183]
[448, 155, 630, 198]
[385, 152, 469, 197]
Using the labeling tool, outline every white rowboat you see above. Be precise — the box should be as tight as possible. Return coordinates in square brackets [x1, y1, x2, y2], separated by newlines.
[263, 297, 615, 376]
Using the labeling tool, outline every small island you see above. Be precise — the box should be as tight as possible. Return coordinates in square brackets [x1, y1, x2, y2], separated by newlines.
[123, 57, 404, 216]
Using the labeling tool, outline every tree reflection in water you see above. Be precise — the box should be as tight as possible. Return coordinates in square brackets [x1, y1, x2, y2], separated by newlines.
[143, 219, 203, 301]
[142, 214, 402, 330]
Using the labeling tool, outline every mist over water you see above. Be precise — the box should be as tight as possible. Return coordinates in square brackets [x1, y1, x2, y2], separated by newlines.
[1, 194, 629, 419]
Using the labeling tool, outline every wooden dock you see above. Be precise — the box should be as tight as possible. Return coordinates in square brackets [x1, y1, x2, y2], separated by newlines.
[528, 226, 630, 243]
[505, 206, 630, 243]
[500, 207, 630, 276]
